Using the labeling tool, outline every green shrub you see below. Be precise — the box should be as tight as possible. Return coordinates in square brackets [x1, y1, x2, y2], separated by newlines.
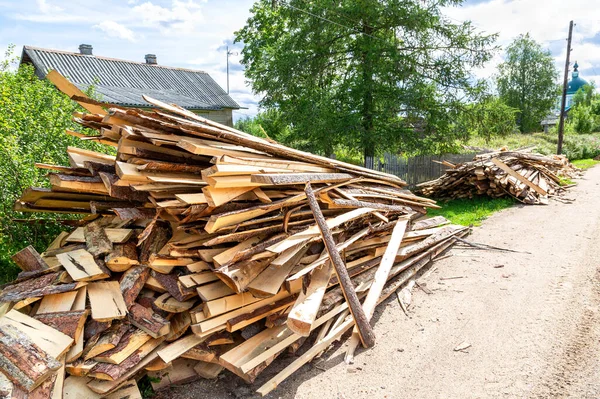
[0, 46, 106, 282]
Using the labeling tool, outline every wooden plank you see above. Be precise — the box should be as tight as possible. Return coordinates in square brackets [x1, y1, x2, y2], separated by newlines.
[219, 324, 291, 382]
[11, 246, 49, 272]
[33, 310, 89, 339]
[175, 193, 208, 205]
[93, 328, 151, 365]
[56, 249, 109, 282]
[86, 346, 162, 394]
[0, 323, 61, 392]
[247, 243, 309, 297]
[203, 292, 262, 318]
[196, 281, 234, 302]
[83, 321, 130, 360]
[46, 70, 106, 115]
[491, 157, 547, 196]
[36, 291, 78, 315]
[87, 281, 128, 322]
[148, 358, 199, 390]
[251, 173, 353, 185]
[0, 310, 73, 359]
[191, 280, 301, 334]
[65, 228, 132, 244]
[212, 236, 263, 267]
[304, 183, 375, 348]
[89, 338, 163, 382]
[119, 265, 151, 309]
[128, 303, 170, 338]
[143, 95, 404, 185]
[267, 207, 375, 254]
[202, 186, 255, 207]
[105, 242, 139, 272]
[286, 262, 332, 336]
[84, 222, 113, 257]
[154, 294, 196, 313]
[194, 361, 223, 379]
[157, 334, 207, 364]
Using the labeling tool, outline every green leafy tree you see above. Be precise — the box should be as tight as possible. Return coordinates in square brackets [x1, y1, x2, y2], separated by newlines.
[235, 108, 293, 142]
[235, 0, 497, 164]
[455, 96, 518, 142]
[0, 45, 106, 281]
[496, 33, 558, 133]
[567, 83, 600, 133]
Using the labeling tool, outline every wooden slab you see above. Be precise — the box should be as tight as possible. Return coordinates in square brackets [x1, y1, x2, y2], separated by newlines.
[0, 310, 73, 359]
[0, 323, 61, 392]
[56, 249, 109, 282]
[87, 281, 128, 322]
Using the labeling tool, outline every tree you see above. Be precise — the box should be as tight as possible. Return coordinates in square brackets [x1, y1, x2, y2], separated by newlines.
[567, 83, 600, 133]
[0, 45, 106, 281]
[455, 96, 518, 142]
[235, 0, 497, 164]
[496, 34, 558, 133]
[235, 108, 293, 143]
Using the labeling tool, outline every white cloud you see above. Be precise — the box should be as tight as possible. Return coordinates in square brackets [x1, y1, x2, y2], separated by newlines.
[94, 21, 137, 42]
[132, 0, 207, 33]
[36, 0, 62, 13]
[445, 0, 600, 85]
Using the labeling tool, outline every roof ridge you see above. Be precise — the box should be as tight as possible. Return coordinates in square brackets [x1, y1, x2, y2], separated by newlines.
[23, 45, 209, 74]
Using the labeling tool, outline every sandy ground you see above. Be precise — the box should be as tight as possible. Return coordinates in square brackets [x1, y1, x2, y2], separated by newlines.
[159, 165, 600, 399]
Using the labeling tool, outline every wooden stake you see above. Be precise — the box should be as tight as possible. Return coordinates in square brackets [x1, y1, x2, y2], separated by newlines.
[304, 183, 375, 348]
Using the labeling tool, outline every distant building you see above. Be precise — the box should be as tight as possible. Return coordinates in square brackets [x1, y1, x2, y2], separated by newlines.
[541, 61, 589, 133]
[20, 44, 240, 127]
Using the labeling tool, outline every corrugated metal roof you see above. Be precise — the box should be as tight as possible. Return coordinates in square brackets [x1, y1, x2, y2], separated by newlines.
[21, 46, 240, 110]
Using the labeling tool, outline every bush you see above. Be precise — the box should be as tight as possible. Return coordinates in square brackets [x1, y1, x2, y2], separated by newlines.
[568, 105, 594, 134]
[455, 96, 519, 143]
[0, 46, 106, 281]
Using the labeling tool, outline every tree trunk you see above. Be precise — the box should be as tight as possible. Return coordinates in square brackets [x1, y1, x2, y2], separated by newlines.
[361, 21, 376, 168]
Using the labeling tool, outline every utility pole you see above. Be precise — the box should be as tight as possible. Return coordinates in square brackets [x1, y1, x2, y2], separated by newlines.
[557, 20, 574, 155]
[226, 46, 238, 94]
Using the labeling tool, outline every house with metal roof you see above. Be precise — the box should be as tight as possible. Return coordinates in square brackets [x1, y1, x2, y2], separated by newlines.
[20, 44, 240, 127]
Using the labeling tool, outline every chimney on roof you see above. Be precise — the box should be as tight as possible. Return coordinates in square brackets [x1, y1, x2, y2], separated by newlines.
[145, 54, 157, 65]
[79, 44, 93, 56]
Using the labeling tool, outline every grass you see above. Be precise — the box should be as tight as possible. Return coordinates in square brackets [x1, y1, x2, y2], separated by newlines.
[426, 196, 516, 227]
[571, 158, 600, 170]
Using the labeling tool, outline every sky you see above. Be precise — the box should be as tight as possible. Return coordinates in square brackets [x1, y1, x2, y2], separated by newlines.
[1, 0, 599, 121]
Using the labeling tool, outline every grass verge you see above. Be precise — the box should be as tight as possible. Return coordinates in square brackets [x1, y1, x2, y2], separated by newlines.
[571, 158, 600, 170]
[426, 196, 516, 227]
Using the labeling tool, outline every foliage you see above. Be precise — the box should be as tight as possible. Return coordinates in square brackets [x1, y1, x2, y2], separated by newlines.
[571, 158, 600, 170]
[235, 0, 497, 161]
[426, 196, 515, 226]
[137, 376, 156, 398]
[568, 104, 594, 134]
[496, 33, 558, 133]
[567, 83, 600, 134]
[234, 108, 294, 144]
[455, 95, 518, 143]
[0, 45, 107, 281]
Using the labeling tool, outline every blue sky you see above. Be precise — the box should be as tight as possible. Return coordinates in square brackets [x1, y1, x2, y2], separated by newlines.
[1, 0, 599, 121]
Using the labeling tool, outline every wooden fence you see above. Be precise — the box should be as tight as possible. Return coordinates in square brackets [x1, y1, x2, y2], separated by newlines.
[365, 153, 479, 187]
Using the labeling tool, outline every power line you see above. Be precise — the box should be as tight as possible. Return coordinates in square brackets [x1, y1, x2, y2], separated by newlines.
[275, 0, 389, 44]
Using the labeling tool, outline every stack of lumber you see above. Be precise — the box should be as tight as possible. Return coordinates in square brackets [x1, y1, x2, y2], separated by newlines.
[0, 71, 467, 397]
[417, 151, 581, 205]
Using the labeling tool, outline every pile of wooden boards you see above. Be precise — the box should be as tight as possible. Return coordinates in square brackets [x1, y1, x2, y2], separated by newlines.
[416, 151, 582, 205]
[0, 71, 468, 397]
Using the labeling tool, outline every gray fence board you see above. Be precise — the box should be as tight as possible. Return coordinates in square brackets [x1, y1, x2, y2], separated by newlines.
[365, 153, 478, 187]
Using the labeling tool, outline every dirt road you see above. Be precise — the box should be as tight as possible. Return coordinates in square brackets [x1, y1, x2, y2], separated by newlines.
[161, 165, 600, 399]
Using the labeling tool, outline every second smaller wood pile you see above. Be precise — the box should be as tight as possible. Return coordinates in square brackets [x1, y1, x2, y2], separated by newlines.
[416, 151, 582, 204]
